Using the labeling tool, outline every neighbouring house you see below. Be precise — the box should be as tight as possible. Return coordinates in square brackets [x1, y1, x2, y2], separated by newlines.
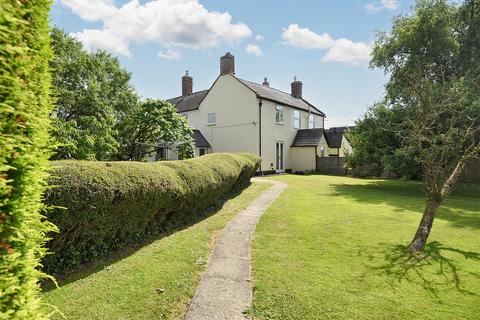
[147, 129, 212, 161]
[161, 52, 352, 173]
[324, 127, 354, 157]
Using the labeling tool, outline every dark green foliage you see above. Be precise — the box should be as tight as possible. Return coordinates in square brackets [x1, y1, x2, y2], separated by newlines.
[116, 99, 195, 161]
[49, 27, 138, 160]
[0, 1, 56, 318]
[346, 103, 422, 179]
[43, 153, 260, 274]
[49, 28, 195, 161]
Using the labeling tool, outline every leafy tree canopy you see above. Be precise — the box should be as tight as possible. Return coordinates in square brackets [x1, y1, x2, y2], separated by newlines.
[116, 99, 195, 161]
[49, 28, 194, 161]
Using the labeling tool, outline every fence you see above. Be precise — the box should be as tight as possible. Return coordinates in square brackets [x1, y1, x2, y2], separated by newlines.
[461, 159, 480, 183]
[316, 157, 347, 176]
[315, 157, 479, 182]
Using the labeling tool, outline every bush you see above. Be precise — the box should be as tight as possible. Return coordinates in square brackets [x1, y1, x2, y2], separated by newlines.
[0, 1, 55, 319]
[43, 153, 260, 274]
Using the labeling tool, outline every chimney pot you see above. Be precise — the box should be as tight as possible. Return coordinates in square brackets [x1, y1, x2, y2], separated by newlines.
[291, 76, 303, 99]
[220, 52, 235, 75]
[262, 77, 269, 86]
[182, 70, 193, 96]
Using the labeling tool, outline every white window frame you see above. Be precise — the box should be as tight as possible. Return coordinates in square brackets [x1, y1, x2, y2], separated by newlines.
[293, 110, 301, 129]
[275, 105, 284, 124]
[308, 114, 315, 129]
[207, 112, 216, 125]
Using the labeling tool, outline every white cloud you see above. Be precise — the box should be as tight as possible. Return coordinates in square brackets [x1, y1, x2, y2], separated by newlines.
[281, 24, 371, 65]
[61, 0, 252, 57]
[255, 34, 264, 41]
[322, 38, 371, 65]
[381, 0, 400, 9]
[61, 0, 116, 21]
[71, 29, 131, 57]
[281, 24, 333, 49]
[245, 44, 262, 57]
[158, 48, 183, 60]
[364, 0, 399, 13]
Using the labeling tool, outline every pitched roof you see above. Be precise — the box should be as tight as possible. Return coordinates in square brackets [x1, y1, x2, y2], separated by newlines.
[237, 78, 325, 116]
[193, 129, 211, 148]
[324, 126, 354, 148]
[291, 129, 324, 147]
[167, 90, 209, 112]
[166, 74, 326, 117]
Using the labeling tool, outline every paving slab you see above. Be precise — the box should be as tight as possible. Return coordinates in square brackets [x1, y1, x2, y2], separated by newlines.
[185, 178, 287, 320]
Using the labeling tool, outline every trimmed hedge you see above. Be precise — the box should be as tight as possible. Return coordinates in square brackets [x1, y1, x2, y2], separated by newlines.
[43, 153, 260, 274]
[0, 1, 55, 319]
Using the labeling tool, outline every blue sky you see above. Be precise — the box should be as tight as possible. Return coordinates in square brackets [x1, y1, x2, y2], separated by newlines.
[51, 0, 415, 127]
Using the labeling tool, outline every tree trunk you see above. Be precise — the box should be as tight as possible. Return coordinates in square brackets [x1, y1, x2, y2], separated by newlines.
[408, 194, 441, 253]
[408, 159, 468, 253]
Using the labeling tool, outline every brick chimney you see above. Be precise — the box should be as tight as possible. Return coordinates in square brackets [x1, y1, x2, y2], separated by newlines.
[220, 52, 235, 75]
[182, 70, 192, 96]
[262, 77, 269, 86]
[291, 76, 303, 99]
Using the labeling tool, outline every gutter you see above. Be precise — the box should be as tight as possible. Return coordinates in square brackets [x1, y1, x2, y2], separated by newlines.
[258, 97, 263, 173]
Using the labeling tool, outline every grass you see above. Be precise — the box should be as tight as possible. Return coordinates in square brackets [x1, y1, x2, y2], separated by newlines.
[42, 182, 270, 320]
[250, 175, 480, 320]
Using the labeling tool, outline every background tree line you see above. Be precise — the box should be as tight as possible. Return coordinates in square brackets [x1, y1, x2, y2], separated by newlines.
[49, 28, 194, 161]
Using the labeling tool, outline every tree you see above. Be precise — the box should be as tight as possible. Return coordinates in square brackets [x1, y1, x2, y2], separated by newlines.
[116, 99, 195, 161]
[346, 103, 422, 179]
[49, 28, 195, 162]
[49, 27, 138, 160]
[0, 1, 56, 318]
[371, 0, 480, 252]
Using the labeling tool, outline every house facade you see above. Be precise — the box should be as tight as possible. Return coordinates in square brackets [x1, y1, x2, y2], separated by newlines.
[164, 53, 351, 173]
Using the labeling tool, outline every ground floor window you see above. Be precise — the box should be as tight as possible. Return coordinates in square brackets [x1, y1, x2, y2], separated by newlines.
[198, 148, 206, 156]
[275, 141, 284, 171]
[155, 147, 168, 160]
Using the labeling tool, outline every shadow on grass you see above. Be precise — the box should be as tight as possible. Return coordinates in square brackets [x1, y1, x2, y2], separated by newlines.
[369, 241, 480, 297]
[332, 179, 480, 229]
[42, 184, 252, 292]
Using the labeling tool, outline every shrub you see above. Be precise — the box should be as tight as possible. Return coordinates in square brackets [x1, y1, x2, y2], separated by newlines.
[43, 153, 260, 274]
[0, 1, 55, 319]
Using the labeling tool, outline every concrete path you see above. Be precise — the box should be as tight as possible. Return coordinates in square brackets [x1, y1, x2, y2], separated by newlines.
[185, 178, 287, 320]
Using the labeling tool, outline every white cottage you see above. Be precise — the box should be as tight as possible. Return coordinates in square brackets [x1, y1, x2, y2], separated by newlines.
[163, 52, 348, 174]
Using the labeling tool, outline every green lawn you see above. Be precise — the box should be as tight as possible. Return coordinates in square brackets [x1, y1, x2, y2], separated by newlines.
[42, 182, 270, 319]
[250, 175, 480, 320]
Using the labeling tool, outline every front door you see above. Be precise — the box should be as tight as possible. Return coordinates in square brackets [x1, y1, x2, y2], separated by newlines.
[275, 142, 285, 172]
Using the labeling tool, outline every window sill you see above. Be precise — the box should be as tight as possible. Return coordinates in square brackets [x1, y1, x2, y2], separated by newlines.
[207, 123, 216, 126]
[275, 122, 284, 125]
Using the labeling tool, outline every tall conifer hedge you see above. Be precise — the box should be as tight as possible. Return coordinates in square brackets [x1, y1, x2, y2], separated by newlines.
[0, 1, 55, 318]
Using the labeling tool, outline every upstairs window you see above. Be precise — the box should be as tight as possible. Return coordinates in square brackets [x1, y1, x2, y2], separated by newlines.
[275, 105, 284, 124]
[293, 110, 301, 129]
[308, 114, 315, 129]
[207, 113, 216, 125]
